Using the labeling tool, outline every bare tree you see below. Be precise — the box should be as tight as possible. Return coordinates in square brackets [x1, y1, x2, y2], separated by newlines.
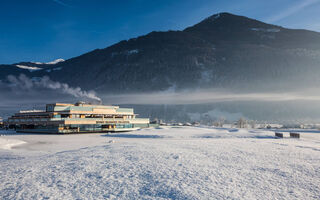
[237, 117, 247, 128]
[249, 120, 256, 129]
[218, 117, 225, 127]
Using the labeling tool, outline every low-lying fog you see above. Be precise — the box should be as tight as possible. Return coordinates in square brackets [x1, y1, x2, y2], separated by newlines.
[1, 74, 320, 123]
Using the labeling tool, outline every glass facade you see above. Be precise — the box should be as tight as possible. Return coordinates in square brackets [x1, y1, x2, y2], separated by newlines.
[8, 102, 150, 134]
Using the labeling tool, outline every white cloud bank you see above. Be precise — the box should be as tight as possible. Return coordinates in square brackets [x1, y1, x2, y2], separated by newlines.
[102, 90, 320, 105]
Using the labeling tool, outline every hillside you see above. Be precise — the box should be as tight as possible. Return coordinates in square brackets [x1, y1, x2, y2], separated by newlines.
[1, 12, 320, 93]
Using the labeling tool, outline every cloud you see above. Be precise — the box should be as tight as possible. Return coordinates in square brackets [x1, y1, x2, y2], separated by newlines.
[52, 0, 71, 8]
[102, 90, 320, 105]
[267, 0, 320, 23]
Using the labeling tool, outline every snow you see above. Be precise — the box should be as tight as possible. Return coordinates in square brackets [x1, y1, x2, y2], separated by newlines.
[250, 28, 281, 33]
[31, 62, 43, 65]
[214, 13, 221, 20]
[46, 59, 65, 65]
[0, 127, 319, 199]
[30, 59, 65, 65]
[53, 67, 62, 71]
[15, 65, 42, 72]
[111, 49, 139, 57]
[0, 137, 26, 150]
[127, 49, 139, 55]
[19, 110, 45, 113]
[46, 67, 63, 73]
[205, 13, 220, 22]
[15, 59, 64, 72]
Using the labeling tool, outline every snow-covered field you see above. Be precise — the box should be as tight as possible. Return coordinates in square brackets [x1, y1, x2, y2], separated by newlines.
[0, 127, 319, 199]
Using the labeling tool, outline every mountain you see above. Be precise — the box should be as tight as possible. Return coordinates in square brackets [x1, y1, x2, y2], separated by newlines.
[0, 59, 65, 79]
[2, 12, 320, 93]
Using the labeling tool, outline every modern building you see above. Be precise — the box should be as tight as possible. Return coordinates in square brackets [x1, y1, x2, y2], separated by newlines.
[7, 102, 149, 133]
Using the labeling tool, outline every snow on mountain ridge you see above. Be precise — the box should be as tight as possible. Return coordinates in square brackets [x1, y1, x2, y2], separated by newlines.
[15, 65, 42, 72]
[31, 62, 43, 65]
[30, 58, 65, 65]
[46, 58, 65, 64]
[250, 28, 281, 32]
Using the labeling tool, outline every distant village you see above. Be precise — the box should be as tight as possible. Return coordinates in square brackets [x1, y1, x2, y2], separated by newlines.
[145, 117, 318, 130]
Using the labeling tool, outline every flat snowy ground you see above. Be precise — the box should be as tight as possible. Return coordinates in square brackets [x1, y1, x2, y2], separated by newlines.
[0, 127, 319, 199]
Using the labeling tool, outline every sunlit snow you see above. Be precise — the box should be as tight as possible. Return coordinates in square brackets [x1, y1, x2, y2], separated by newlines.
[46, 58, 65, 65]
[0, 127, 319, 199]
[15, 65, 42, 72]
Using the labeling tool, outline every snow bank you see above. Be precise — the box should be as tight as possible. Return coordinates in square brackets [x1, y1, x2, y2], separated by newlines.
[0, 137, 26, 150]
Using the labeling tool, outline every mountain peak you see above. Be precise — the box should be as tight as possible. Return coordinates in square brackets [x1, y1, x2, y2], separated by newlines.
[205, 12, 236, 21]
[185, 12, 279, 32]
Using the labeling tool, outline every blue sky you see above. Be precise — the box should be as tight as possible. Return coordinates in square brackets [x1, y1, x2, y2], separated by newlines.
[1, 0, 320, 64]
